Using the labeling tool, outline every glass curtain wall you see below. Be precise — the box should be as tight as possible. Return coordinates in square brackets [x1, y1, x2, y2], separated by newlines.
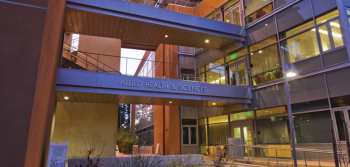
[135, 104, 154, 146]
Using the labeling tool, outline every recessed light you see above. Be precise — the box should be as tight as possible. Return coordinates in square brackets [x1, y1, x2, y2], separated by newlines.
[251, 53, 254, 55]
[165, 35, 168, 38]
[226, 20, 230, 22]
[169, 101, 172, 103]
[213, 102, 216, 105]
[64, 96, 69, 100]
[205, 39, 209, 43]
[259, 50, 262, 53]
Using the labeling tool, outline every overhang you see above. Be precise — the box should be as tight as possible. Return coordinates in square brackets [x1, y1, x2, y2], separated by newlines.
[65, 0, 246, 50]
[56, 69, 252, 107]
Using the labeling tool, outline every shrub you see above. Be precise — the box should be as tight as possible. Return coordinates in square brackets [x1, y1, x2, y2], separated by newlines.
[117, 128, 139, 153]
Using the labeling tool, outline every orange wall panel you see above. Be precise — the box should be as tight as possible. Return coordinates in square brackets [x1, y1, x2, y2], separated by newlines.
[196, 0, 228, 17]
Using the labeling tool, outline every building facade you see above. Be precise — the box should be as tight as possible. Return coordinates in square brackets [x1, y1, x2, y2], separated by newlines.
[1, 0, 350, 166]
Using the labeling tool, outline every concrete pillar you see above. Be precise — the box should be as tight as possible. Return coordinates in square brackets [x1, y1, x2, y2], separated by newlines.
[0, 0, 66, 166]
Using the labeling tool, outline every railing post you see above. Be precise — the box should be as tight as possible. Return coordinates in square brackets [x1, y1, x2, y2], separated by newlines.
[276, 149, 279, 166]
[234, 145, 236, 161]
[247, 145, 250, 163]
[267, 148, 270, 166]
[317, 152, 321, 167]
[304, 151, 307, 167]
[97, 54, 99, 72]
[330, 120, 340, 167]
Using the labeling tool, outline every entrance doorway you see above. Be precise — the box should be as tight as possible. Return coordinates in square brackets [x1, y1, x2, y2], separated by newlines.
[224, 4, 242, 26]
[230, 120, 253, 155]
[332, 108, 350, 142]
[228, 59, 248, 86]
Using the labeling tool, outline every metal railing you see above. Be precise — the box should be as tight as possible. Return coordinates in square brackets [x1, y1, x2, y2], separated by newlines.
[208, 144, 338, 167]
[62, 43, 121, 74]
[60, 49, 250, 86]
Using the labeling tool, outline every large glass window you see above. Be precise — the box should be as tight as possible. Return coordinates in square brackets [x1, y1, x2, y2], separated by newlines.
[316, 10, 339, 25]
[199, 125, 207, 145]
[208, 123, 229, 145]
[225, 49, 248, 63]
[256, 106, 287, 117]
[245, 3, 273, 24]
[249, 36, 277, 52]
[230, 111, 254, 121]
[293, 111, 332, 143]
[256, 116, 290, 144]
[318, 24, 332, 52]
[277, 0, 313, 39]
[251, 68, 283, 85]
[280, 29, 320, 63]
[244, 0, 271, 18]
[250, 44, 280, 75]
[208, 115, 228, 124]
[330, 20, 344, 48]
[183, 127, 189, 144]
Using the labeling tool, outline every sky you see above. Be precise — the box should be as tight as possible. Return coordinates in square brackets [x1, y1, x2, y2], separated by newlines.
[120, 48, 146, 75]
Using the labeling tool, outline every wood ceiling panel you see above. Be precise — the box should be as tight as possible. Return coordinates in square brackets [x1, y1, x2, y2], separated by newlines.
[75, 11, 84, 33]
[79, 92, 87, 102]
[144, 24, 155, 41]
[65, 10, 74, 32]
[56, 92, 64, 101]
[173, 29, 186, 45]
[147, 26, 159, 42]
[103, 17, 109, 36]
[69, 11, 79, 32]
[81, 12, 89, 34]
[103, 94, 110, 103]
[122, 20, 130, 39]
[86, 93, 93, 103]
[87, 13, 94, 35]
[154, 26, 165, 42]
[108, 95, 116, 103]
[93, 15, 99, 35]
[97, 94, 104, 103]
[73, 92, 82, 102]
[92, 93, 98, 103]
[135, 23, 145, 40]
[112, 18, 120, 38]
[108, 18, 115, 37]
[163, 29, 174, 44]
[184, 32, 198, 47]
[127, 21, 136, 39]
[117, 19, 125, 38]
[140, 24, 150, 41]
[114, 95, 121, 103]
[67, 92, 76, 101]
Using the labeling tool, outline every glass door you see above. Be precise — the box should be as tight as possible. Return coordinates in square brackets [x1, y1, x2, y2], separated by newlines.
[224, 4, 242, 26]
[332, 109, 350, 141]
[231, 120, 253, 155]
[228, 59, 248, 86]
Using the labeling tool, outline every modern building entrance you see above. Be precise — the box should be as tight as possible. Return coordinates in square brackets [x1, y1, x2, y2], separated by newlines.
[230, 120, 253, 155]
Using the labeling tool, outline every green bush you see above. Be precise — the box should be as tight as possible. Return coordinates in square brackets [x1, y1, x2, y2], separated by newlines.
[117, 128, 139, 153]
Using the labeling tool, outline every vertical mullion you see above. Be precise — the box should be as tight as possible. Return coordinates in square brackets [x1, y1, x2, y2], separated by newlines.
[326, 22, 336, 50]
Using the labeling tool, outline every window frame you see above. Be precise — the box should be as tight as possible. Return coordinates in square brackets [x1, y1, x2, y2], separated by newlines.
[315, 17, 344, 53]
[182, 125, 198, 146]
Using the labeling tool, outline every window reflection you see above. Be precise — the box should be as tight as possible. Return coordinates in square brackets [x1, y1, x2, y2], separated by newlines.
[330, 20, 344, 48]
[230, 111, 254, 121]
[246, 3, 273, 24]
[280, 29, 320, 63]
[318, 24, 331, 52]
[249, 36, 277, 52]
[316, 10, 339, 25]
[250, 44, 280, 75]
[256, 106, 287, 117]
[256, 116, 290, 144]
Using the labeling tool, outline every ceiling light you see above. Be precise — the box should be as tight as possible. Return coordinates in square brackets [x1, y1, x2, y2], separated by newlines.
[169, 101, 172, 103]
[205, 39, 209, 43]
[286, 72, 297, 77]
[64, 96, 69, 100]
[165, 35, 168, 38]
[259, 50, 262, 53]
[250, 53, 253, 55]
[226, 20, 230, 22]
[212, 102, 216, 105]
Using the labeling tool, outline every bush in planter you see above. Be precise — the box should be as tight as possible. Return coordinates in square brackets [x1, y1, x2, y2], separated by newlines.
[117, 128, 139, 153]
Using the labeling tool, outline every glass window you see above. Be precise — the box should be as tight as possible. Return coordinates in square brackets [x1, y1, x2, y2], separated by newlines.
[208, 115, 228, 124]
[226, 49, 248, 62]
[312, 0, 337, 17]
[244, 0, 271, 17]
[316, 10, 339, 25]
[280, 29, 320, 64]
[208, 123, 229, 145]
[293, 111, 332, 143]
[280, 20, 314, 39]
[250, 44, 280, 75]
[199, 125, 207, 145]
[190, 127, 197, 144]
[247, 17, 276, 46]
[256, 106, 287, 117]
[182, 119, 197, 125]
[225, 12, 231, 23]
[249, 35, 277, 52]
[256, 116, 290, 144]
[246, 3, 273, 24]
[318, 24, 332, 52]
[230, 111, 254, 121]
[199, 118, 207, 125]
[183, 127, 189, 144]
[274, 0, 293, 9]
[252, 68, 283, 85]
[277, 0, 313, 38]
[334, 110, 346, 141]
[291, 99, 329, 113]
[330, 20, 344, 48]
[205, 68, 226, 84]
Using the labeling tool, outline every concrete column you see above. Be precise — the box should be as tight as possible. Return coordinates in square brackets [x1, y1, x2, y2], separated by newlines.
[0, 0, 66, 166]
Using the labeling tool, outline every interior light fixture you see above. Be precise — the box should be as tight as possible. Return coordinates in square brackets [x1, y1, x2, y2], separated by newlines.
[64, 96, 69, 100]
[286, 72, 297, 77]
[259, 50, 262, 53]
[205, 39, 209, 43]
[165, 35, 168, 38]
[212, 102, 216, 105]
[226, 20, 230, 22]
[169, 101, 172, 103]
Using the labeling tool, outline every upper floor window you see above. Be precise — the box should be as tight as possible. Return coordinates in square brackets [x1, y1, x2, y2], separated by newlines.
[245, 3, 273, 24]
[317, 19, 344, 52]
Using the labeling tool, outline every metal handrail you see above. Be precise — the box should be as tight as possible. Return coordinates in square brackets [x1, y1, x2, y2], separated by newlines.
[63, 43, 121, 74]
